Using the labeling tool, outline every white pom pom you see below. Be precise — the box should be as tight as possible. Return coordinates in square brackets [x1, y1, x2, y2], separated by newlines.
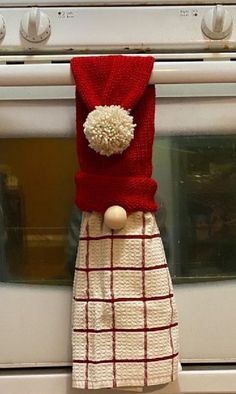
[104, 206, 127, 230]
[83, 105, 136, 156]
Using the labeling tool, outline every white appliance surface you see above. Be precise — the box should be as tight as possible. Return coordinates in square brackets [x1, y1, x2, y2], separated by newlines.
[1, 367, 236, 394]
[1, 1, 236, 393]
[1, 0, 236, 5]
[1, 80, 236, 365]
[1, 6, 236, 53]
[1, 280, 236, 367]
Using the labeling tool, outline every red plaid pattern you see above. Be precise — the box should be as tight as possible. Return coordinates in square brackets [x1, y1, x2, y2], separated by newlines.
[72, 212, 179, 389]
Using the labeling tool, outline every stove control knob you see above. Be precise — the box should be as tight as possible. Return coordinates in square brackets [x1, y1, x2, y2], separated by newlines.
[202, 5, 233, 39]
[20, 8, 51, 43]
[0, 15, 6, 40]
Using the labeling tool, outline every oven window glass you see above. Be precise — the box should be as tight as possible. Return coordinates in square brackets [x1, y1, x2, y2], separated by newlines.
[0, 138, 77, 285]
[154, 135, 236, 283]
[0, 135, 236, 285]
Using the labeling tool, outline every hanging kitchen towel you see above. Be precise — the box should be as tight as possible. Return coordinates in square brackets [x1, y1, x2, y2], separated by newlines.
[71, 55, 179, 390]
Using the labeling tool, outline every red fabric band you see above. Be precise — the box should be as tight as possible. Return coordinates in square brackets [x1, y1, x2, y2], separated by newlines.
[71, 55, 157, 213]
[75, 173, 157, 213]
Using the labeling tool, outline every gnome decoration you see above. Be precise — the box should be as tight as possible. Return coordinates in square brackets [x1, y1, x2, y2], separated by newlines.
[71, 55, 179, 390]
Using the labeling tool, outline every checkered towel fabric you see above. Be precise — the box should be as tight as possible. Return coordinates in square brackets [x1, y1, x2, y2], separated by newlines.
[72, 211, 179, 389]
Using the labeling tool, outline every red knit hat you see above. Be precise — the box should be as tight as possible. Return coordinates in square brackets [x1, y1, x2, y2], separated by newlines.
[71, 55, 157, 213]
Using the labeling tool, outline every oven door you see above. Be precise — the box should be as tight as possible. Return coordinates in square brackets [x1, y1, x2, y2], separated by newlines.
[0, 62, 236, 373]
[0, 84, 76, 368]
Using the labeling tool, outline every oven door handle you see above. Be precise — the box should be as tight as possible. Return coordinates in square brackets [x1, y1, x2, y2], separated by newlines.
[0, 61, 235, 86]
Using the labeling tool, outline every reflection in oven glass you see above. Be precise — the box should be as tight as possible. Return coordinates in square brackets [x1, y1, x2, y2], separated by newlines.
[0, 135, 236, 285]
[0, 138, 77, 285]
[153, 135, 236, 283]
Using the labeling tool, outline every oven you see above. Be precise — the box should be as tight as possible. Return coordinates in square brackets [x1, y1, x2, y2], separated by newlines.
[1, 1, 236, 393]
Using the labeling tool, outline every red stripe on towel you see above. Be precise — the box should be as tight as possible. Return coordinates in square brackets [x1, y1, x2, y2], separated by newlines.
[167, 271, 175, 381]
[110, 230, 117, 388]
[80, 233, 160, 241]
[73, 294, 173, 303]
[73, 352, 179, 364]
[84, 223, 90, 389]
[73, 322, 178, 334]
[142, 213, 148, 386]
[75, 264, 168, 272]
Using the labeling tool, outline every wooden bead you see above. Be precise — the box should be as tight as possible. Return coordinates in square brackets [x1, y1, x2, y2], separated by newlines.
[104, 205, 127, 230]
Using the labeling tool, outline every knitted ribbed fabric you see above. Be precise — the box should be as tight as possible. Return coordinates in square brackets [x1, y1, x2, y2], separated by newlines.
[71, 55, 157, 213]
